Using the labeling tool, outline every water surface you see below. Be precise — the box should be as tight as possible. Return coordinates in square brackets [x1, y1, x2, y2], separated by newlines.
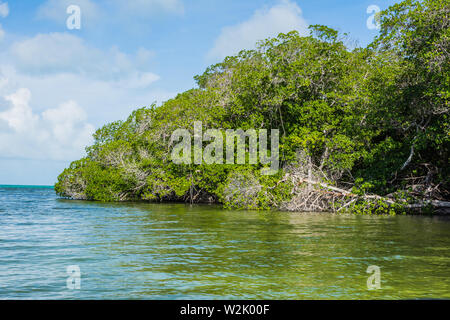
[0, 186, 449, 299]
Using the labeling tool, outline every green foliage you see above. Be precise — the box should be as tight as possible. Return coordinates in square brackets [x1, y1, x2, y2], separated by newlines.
[56, 0, 448, 214]
[217, 168, 292, 210]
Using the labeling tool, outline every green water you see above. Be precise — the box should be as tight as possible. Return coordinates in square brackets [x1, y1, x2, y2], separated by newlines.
[0, 186, 449, 299]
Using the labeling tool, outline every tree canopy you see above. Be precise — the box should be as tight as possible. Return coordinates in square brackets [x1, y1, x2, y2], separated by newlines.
[55, 0, 449, 214]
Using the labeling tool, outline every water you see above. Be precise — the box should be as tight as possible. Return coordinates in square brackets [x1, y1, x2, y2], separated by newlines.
[0, 186, 449, 300]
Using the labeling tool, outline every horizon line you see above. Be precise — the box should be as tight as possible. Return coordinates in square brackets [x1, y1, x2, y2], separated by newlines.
[0, 184, 54, 188]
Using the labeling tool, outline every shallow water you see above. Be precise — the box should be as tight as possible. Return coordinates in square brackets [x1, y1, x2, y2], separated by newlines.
[0, 186, 449, 299]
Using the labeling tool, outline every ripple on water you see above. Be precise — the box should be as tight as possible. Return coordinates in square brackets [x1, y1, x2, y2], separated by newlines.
[0, 187, 450, 299]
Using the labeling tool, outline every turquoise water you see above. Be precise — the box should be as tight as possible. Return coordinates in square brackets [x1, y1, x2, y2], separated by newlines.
[0, 185, 54, 189]
[0, 186, 449, 299]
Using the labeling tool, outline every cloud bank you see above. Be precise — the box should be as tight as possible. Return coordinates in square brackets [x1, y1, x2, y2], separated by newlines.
[10, 32, 159, 85]
[0, 88, 94, 161]
[0, 30, 173, 162]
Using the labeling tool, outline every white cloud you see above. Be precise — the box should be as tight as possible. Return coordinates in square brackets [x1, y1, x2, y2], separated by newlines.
[208, 0, 308, 60]
[112, 0, 184, 16]
[0, 88, 95, 160]
[115, 72, 160, 89]
[0, 31, 175, 164]
[38, 0, 184, 26]
[0, 1, 8, 18]
[0, 65, 174, 128]
[11, 33, 95, 75]
[10, 33, 159, 85]
[1, 89, 37, 133]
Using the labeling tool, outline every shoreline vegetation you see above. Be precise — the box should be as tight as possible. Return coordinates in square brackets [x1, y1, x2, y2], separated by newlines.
[56, 0, 449, 215]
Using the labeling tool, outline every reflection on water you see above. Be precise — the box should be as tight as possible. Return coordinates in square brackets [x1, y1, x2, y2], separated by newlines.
[0, 186, 449, 299]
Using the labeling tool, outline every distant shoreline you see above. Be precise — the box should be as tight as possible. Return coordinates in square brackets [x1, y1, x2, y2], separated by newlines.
[0, 185, 54, 189]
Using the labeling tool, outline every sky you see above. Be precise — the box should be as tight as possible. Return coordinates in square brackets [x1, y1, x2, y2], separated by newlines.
[0, 0, 400, 186]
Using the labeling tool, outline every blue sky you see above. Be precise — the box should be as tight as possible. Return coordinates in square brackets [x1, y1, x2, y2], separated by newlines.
[0, 0, 400, 185]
